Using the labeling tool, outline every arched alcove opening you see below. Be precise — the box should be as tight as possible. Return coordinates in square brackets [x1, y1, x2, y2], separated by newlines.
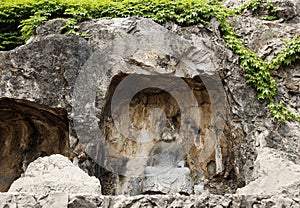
[94, 74, 233, 195]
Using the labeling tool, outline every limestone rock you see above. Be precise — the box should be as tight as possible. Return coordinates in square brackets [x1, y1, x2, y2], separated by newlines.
[39, 192, 68, 208]
[0, 193, 299, 208]
[237, 147, 300, 197]
[75, 18, 228, 195]
[272, 0, 300, 23]
[0, 17, 238, 195]
[8, 154, 101, 196]
[0, 193, 39, 208]
[229, 16, 300, 60]
[0, 34, 92, 108]
[35, 19, 66, 36]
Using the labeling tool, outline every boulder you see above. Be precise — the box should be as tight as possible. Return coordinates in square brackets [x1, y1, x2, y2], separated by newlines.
[237, 147, 300, 197]
[8, 154, 101, 196]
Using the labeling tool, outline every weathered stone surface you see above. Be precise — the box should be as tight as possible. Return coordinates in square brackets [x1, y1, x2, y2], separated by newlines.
[272, 0, 300, 23]
[237, 147, 300, 197]
[39, 192, 68, 208]
[170, 13, 300, 196]
[75, 18, 230, 195]
[8, 154, 101, 196]
[0, 192, 68, 208]
[0, 33, 92, 108]
[0, 193, 299, 208]
[229, 16, 300, 60]
[0, 193, 39, 208]
[0, 18, 231, 195]
[0, 98, 69, 192]
[225, 8, 300, 174]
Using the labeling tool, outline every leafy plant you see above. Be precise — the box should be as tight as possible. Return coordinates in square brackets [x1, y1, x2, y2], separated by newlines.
[0, 0, 299, 123]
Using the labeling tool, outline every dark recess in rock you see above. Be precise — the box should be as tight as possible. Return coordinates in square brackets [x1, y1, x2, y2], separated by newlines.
[0, 97, 69, 192]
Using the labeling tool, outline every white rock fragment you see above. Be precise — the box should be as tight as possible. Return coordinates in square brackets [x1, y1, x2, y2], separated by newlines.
[8, 154, 101, 196]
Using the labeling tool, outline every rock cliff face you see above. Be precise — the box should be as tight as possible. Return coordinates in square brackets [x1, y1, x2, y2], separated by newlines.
[0, 0, 299, 206]
[0, 18, 234, 195]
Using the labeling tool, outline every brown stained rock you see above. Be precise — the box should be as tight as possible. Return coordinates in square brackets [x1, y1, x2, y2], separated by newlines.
[0, 98, 69, 192]
[73, 18, 229, 195]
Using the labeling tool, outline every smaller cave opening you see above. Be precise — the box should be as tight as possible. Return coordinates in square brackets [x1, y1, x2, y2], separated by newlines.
[0, 97, 70, 192]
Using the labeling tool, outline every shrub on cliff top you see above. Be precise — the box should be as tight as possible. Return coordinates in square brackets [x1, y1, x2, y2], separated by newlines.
[0, 0, 299, 123]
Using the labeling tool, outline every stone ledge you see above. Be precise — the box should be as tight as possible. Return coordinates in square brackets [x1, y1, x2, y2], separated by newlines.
[0, 193, 299, 208]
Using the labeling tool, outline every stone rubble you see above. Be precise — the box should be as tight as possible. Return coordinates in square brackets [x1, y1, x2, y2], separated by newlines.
[0, 192, 299, 208]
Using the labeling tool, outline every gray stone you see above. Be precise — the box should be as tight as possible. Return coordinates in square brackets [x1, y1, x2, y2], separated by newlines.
[74, 17, 228, 195]
[143, 166, 192, 194]
[0, 18, 229, 196]
[236, 147, 300, 197]
[271, 0, 300, 23]
[0, 193, 299, 208]
[8, 155, 101, 196]
[39, 192, 68, 208]
[0, 193, 39, 208]
[224, 0, 300, 23]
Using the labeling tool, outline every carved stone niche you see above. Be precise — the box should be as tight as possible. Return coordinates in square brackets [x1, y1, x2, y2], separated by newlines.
[0, 98, 69, 192]
[72, 18, 234, 195]
[92, 74, 231, 196]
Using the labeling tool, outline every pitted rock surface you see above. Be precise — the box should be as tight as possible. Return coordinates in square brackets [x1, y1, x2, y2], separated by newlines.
[0, 193, 299, 208]
[8, 154, 101, 196]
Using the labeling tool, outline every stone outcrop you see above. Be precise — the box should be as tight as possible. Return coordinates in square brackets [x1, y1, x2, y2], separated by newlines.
[169, 8, 300, 196]
[0, 18, 233, 195]
[0, 98, 69, 192]
[8, 154, 101, 196]
[0, 0, 299, 205]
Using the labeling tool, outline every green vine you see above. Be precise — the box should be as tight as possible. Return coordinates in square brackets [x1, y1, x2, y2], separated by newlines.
[235, 0, 266, 13]
[0, 0, 299, 123]
[268, 36, 300, 123]
[270, 36, 300, 68]
[234, 0, 278, 20]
